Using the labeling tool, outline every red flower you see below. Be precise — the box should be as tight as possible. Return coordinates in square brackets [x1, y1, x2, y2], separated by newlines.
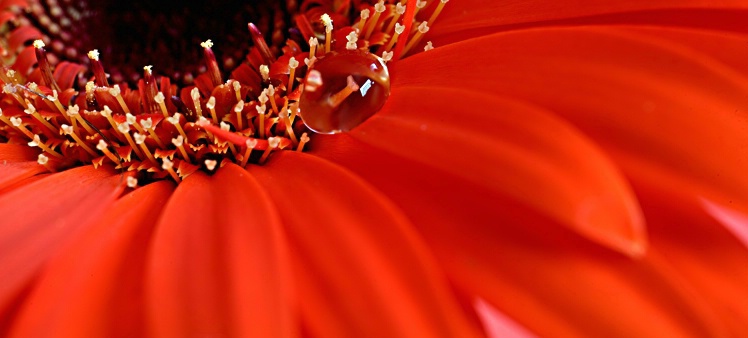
[1, 0, 748, 337]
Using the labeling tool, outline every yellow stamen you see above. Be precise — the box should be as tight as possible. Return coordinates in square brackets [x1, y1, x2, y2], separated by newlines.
[61, 124, 97, 157]
[154, 92, 170, 118]
[328, 76, 359, 108]
[364, 1, 386, 39]
[27, 134, 63, 158]
[207, 96, 218, 123]
[37, 153, 56, 172]
[161, 158, 181, 183]
[240, 138, 258, 167]
[96, 139, 121, 163]
[383, 23, 405, 52]
[234, 100, 245, 131]
[321, 13, 333, 53]
[427, 0, 448, 27]
[191, 87, 203, 117]
[134, 132, 158, 165]
[402, 21, 430, 56]
[296, 132, 310, 152]
[172, 135, 190, 161]
[288, 57, 299, 94]
[259, 137, 280, 164]
[109, 85, 131, 114]
[141, 117, 166, 149]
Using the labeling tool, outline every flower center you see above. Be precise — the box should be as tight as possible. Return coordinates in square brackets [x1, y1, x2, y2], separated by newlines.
[22, 0, 281, 86]
[0, 0, 448, 186]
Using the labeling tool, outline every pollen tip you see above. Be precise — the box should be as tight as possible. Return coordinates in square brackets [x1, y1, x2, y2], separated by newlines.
[200, 39, 214, 49]
[172, 135, 184, 146]
[96, 139, 107, 150]
[204, 159, 218, 171]
[33, 39, 45, 49]
[133, 132, 146, 144]
[87, 49, 99, 60]
[161, 158, 174, 170]
[126, 176, 138, 188]
[61, 124, 73, 134]
[37, 153, 49, 165]
[289, 56, 299, 69]
[246, 139, 258, 148]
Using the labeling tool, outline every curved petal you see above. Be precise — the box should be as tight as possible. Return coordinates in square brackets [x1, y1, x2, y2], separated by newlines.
[390, 25, 748, 224]
[430, 2, 748, 47]
[0, 166, 122, 317]
[625, 162, 748, 337]
[145, 164, 294, 338]
[313, 136, 730, 337]
[249, 152, 482, 338]
[0, 144, 44, 191]
[351, 87, 646, 256]
[8, 181, 174, 338]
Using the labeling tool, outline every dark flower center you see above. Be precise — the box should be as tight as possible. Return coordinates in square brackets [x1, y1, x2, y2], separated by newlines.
[24, 0, 284, 85]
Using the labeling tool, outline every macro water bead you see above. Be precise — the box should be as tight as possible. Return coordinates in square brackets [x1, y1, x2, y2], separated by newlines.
[300, 51, 391, 134]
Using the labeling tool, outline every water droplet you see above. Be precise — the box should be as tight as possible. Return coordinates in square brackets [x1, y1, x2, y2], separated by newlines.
[299, 51, 390, 134]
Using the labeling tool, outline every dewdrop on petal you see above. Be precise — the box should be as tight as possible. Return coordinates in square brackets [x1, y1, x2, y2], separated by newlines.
[300, 51, 390, 134]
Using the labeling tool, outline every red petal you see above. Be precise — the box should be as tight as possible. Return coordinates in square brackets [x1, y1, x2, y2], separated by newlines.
[146, 164, 293, 338]
[352, 87, 646, 256]
[0, 166, 122, 316]
[249, 152, 481, 337]
[8, 181, 174, 338]
[0, 144, 44, 191]
[624, 159, 748, 336]
[431, 2, 748, 46]
[313, 137, 729, 337]
[391, 25, 748, 224]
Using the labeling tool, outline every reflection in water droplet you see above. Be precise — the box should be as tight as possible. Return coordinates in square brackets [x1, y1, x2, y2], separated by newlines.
[299, 51, 390, 134]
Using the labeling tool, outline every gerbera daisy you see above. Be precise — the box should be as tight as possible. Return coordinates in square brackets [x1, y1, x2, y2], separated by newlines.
[1, 0, 747, 337]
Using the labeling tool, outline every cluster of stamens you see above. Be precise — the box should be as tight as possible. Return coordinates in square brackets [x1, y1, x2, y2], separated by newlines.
[0, 0, 448, 186]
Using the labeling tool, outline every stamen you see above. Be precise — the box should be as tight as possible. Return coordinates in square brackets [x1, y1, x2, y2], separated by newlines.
[167, 113, 189, 142]
[346, 31, 359, 50]
[87, 49, 110, 86]
[321, 13, 333, 53]
[190, 87, 203, 117]
[288, 57, 299, 93]
[172, 135, 190, 161]
[109, 85, 131, 114]
[61, 124, 97, 157]
[204, 159, 218, 171]
[428, 0, 449, 27]
[96, 139, 121, 163]
[37, 153, 55, 172]
[28, 134, 63, 158]
[248, 23, 276, 65]
[328, 75, 360, 108]
[206, 96, 218, 123]
[240, 138, 257, 167]
[141, 117, 165, 149]
[67, 105, 96, 136]
[364, 1, 386, 39]
[281, 109, 298, 144]
[259, 65, 270, 81]
[383, 23, 405, 52]
[33, 39, 61, 92]
[308, 37, 318, 59]
[126, 113, 146, 134]
[133, 132, 158, 165]
[296, 132, 310, 152]
[154, 92, 170, 118]
[161, 158, 181, 183]
[117, 123, 144, 159]
[234, 100, 245, 131]
[424, 41, 434, 51]
[126, 176, 138, 188]
[201, 39, 222, 87]
[256, 104, 266, 139]
[357, 9, 370, 33]
[24, 101, 57, 134]
[385, 2, 406, 34]
[402, 21, 430, 56]
[258, 136, 280, 164]
[231, 80, 242, 101]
